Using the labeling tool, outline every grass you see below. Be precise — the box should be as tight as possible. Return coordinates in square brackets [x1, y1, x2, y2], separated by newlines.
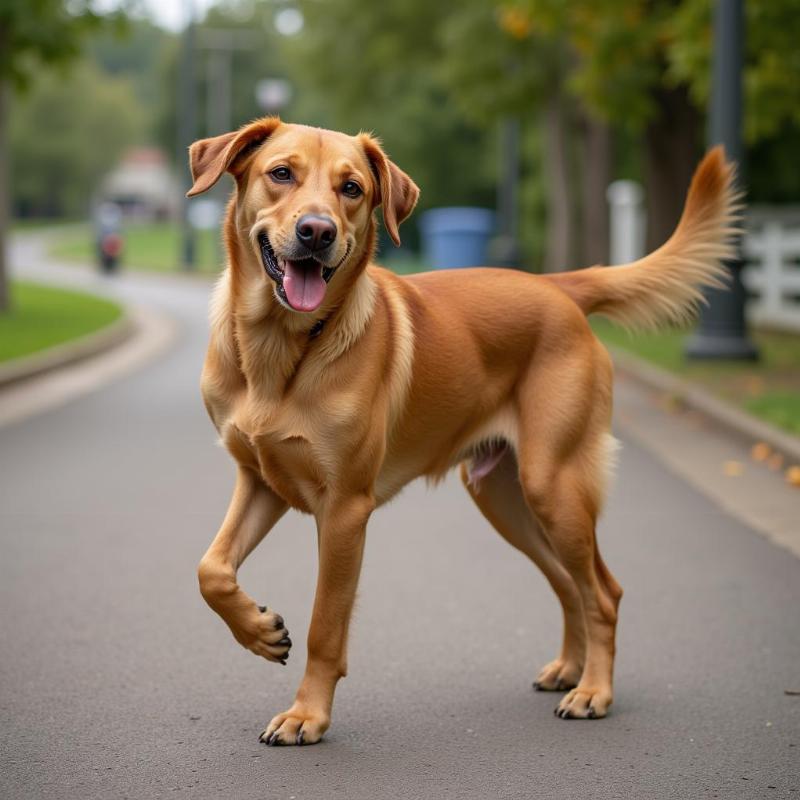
[12, 218, 82, 232]
[49, 222, 223, 274]
[0, 281, 123, 363]
[591, 318, 800, 437]
[47, 221, 435, 276]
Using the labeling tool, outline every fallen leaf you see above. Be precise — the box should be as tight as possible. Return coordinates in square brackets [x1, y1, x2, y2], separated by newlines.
[785, 465, 800, 488]
[723, 460, 745, 477]
[751, 442, 771, 462]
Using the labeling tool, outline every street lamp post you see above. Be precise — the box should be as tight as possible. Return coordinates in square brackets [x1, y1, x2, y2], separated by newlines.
[685, 0, 758, 360]
[177, 0, 197, 271]
[489, 117, 522, 268]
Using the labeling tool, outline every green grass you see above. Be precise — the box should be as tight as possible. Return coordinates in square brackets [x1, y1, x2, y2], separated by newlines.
[0, 281, 123, 363]
[11, 218, 82, 233]
[591, 319, 800, 436]
[50, 222, 223, 273]
[45, 219, 433, 276]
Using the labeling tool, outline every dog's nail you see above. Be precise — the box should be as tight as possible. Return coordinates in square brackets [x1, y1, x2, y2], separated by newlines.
[280, 659, 287, 666]
[277, 637, 291, 647]
[296, 729, 305, 746]
[267, 732, 279, 746]
[533, 681, 541, 691]
[274, 615, 284, 629]
[258, 730, 268, 743]
[258, 605, 267, 613]
[587, 707, 596, 719]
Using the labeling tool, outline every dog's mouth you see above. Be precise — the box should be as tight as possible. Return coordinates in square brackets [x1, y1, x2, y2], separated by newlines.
[258, 232, 347, 313]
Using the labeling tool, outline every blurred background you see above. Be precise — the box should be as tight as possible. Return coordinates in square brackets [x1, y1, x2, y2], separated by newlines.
[1, 0, 799, 435]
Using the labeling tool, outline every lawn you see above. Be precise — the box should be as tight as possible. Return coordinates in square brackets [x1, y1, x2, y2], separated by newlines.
[0, 281, 123, 363]
[592, 319, 800, 436]
[49, 222, 224, 274]
[48, 221, 434, 276]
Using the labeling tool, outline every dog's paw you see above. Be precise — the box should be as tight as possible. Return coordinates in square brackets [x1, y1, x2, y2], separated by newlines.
[532, 658, 582, 692]
[231, 606, 292, 664]
[259, 704, 329, 746]
[553, 685, 611, 719]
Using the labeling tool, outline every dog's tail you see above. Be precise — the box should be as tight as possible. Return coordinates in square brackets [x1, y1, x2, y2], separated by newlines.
[544, 146, 742, 331]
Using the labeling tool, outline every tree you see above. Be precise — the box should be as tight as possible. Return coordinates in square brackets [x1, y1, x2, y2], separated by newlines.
[521, 0, 800, 248]
[0, 0, 123, 311]
[288, 0, 497, 253]
[10, 62, 143, 218]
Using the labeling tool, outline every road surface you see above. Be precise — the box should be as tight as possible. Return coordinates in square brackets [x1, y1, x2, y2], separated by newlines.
[1, 238, 798, 798]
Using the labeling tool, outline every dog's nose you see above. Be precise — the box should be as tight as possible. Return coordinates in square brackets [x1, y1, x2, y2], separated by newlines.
[296, 215, 337, 251]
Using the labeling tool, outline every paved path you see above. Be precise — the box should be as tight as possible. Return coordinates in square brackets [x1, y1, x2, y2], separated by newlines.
[2, 237, 799, 799]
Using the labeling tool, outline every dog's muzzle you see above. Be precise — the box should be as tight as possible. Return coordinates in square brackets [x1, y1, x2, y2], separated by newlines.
[258, 232, 347, 313]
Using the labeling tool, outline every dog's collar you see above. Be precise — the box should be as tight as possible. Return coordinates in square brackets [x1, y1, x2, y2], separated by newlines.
[309, 318, 326, 339]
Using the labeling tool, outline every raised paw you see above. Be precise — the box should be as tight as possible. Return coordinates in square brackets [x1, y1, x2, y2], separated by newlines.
[554, 686, 611, 719]
[230, 605, 291, 664]
[532, 658, 582, 692]
[258, 704, 330, 747]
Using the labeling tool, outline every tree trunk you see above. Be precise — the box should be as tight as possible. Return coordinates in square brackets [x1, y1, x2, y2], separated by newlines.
[0, 80, 10, 312]
[580, 115, 611, 266]
[542, 90, 573, 272]
[644, 84, 701, 252]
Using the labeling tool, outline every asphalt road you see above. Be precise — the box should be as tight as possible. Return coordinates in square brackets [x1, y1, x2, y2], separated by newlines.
[1, 242, 799, 799]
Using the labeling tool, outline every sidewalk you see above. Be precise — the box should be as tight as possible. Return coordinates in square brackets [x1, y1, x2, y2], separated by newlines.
[613, 365, 800, 558]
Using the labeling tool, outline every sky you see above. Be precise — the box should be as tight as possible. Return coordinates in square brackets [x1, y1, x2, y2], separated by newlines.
[97, 0, 304, 34]
[144, 0, 217, 30]
[97, 0, 220, 31]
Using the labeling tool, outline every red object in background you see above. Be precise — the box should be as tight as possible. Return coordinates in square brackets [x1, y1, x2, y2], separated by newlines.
[101, 232, 123, 257]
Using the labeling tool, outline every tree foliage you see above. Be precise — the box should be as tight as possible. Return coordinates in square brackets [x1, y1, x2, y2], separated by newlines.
[500, 0, 800, 145]
[287, 0, 497, 215]
[10, 62, 144, 217]
[0, 0, 124, 85]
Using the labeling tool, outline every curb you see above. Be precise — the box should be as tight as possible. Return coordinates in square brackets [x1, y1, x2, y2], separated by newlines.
[0, 311, 135, 388]
[610, 347, 800, 465]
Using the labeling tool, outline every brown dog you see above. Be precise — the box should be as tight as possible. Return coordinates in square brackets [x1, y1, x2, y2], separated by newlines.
[188, 117, 738, 745]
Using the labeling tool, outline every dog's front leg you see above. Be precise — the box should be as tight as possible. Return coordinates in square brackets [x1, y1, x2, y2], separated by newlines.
[260, 492, 374, 746]
[198, 466, 291, 663]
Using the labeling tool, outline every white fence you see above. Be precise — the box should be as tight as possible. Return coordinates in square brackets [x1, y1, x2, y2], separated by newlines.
[742, 218, 800, 332]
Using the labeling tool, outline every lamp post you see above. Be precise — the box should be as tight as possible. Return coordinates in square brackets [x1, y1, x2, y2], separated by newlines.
[490, 117, 522, 268]
[177, 0, 197, 271]
[685, 0, 758, 360]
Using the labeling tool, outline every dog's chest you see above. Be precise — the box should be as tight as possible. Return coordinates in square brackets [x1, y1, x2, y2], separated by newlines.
[222, 389, 364, 513]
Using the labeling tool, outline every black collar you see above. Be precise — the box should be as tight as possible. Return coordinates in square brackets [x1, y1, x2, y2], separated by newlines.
[309, 318, 326, 339]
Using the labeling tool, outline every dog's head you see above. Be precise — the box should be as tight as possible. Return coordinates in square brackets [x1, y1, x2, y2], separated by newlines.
[187, 117, 419, 314]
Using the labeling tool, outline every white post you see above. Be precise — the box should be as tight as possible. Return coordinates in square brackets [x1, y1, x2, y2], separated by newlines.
[760, 221, 784, 319]
[607, 180, 645, 265]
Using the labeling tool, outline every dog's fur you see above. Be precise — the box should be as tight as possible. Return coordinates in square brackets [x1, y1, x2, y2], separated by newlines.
[190, 117, 739, 745]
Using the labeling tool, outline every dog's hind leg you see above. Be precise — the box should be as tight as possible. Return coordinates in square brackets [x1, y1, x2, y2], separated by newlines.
[514, 343, 623, 719]
[462, 450, 586, 692]
[197, 466, 290, 663]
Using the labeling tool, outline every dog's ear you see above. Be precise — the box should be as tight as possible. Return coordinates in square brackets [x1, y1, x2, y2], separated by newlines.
[358, 134, 420, 246]
[187, 117, 282, 197]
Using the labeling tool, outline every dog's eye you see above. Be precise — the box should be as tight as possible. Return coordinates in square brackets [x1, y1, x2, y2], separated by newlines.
[341, 180, 362, 198]
[269, 167, 292, 183]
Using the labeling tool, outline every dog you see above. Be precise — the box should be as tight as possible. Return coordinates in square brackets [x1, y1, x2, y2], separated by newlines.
[188, 117, 738, 745]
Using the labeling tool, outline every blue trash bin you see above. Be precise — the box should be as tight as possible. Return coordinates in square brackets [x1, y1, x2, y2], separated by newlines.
[419, 207, 495, 269]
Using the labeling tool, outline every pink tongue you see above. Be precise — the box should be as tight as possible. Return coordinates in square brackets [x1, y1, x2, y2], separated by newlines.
[283, 261, 327, 312]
